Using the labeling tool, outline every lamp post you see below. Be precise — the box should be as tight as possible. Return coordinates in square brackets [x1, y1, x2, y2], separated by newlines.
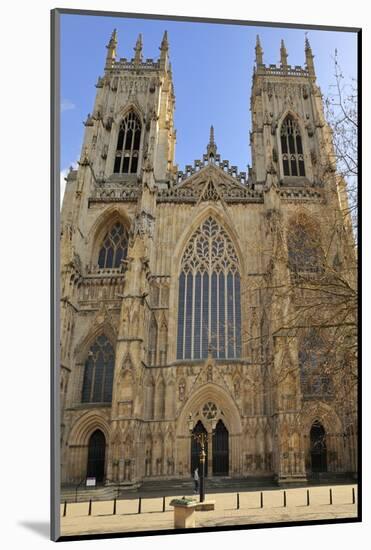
[188, 413, 216, 503]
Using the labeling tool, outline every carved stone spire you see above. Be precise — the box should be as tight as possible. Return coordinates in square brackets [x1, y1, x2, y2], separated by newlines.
[160, 30, 169, 51]
[280, 39, 288, 68]
[305, 34, 315, 76]
[134, 33, 143, 64]
[159, 30, 169, 70]
[206, 125, 217, 160]
[255, 34, 263, 66]
[105, 29, 117, 69]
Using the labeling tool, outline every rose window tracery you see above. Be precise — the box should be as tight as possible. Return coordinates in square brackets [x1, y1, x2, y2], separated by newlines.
[202, 402, 218, 420]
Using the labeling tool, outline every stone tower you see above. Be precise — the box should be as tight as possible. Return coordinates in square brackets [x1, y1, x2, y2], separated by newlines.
[249, 35, 356, 483]
[250, 35, 333, 188]
[61, 30, 177, 484]
[60, 32, 357, 488]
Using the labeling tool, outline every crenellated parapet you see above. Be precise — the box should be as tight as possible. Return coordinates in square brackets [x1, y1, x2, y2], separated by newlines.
[176, 156, 248, 186]
[255, 64, 310, 78]
[110, 58, 161, 72]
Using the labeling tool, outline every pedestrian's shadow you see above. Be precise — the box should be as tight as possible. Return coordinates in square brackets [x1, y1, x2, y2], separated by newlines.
[18, 521, 49, 539]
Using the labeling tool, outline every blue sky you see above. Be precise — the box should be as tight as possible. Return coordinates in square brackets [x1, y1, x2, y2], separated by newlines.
[60, 14, 357, 181]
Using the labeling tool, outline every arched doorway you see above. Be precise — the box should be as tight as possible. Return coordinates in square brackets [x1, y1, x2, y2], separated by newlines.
[310, 421, 327, 473]
[212, 420, 229, 476]
[190, 421, 208, 477]
[87, 430, 106, 482]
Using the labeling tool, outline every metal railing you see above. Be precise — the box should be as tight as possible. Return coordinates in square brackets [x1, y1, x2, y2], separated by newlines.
[61, 485, 357, 518]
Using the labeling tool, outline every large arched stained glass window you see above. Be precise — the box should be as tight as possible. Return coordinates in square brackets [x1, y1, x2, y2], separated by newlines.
[98, 222, 129, 269]
[176, 217, 241, 360]
[113, 111, 141, 174]
[81, 335, 115, 403]
[280, 115, 305, 177]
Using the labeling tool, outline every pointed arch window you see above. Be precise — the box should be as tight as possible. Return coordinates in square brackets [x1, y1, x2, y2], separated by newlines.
[299, 330, 332, 397]
[159, 320, 168, 366]
[148, 314, 157, 366]
[287, 221, 322, 273]
[280, 115, 305, 176]
[113, 111, 141, 174]
[176, 217, 241, 360]
[98, 222, 129, 269]
[81, 335, 115, 403]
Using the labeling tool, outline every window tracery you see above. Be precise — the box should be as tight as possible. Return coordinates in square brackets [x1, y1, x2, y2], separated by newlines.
[176, 217, 241, 360]
[299, 330, 332, 397]
[148, 314, 158, 366]
[113, 111, 141, 174]
[81, 335, 114, 403]
[287, 222, 322, 273]
[280, 115, 305, 176]
[202, 402, 218, 420]
[98, 222, 129, 269]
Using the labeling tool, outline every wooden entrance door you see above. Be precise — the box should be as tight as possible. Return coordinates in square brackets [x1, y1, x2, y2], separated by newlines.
[310, 422, 327, 473]
[87, 430, 106, 482]
[212, 420, 229, 476]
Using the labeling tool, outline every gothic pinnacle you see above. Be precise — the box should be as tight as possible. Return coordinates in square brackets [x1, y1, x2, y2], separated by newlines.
[160, 30, 169, 51]
[305, 34, 311, 51]
[207, 125, 217, 159]
[210, 125, 215, 145]
[110, 28, 117, 44]
[280, 39, 288, 67]
[105, 28, 117, 69]
[159, 30, 169, 70]
[255, 34, 263, 65]
[305, 34, 315, 75]
[134, 33, 143, 64]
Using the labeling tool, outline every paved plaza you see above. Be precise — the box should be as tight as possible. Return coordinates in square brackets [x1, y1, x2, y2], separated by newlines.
[60, 484, 358, 537]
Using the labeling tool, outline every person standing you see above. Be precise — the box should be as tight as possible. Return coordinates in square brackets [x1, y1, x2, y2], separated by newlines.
[193, 467, 199, 493]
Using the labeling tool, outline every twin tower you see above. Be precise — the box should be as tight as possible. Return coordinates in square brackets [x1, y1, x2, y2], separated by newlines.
[60, 28, 356, 487]
[69, 30, 328, 192]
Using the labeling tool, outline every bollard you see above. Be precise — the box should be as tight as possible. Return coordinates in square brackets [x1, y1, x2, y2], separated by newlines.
[307, 489, 310, 506]
[329, 488, 333, 505]
[352, 487, 355, 504]
[283, 491, 286, 508]
[260, 492, 263, 508]
[113, 498, 117, 515]
[162, 496, 166, 512]
[138, 497, 142, 514]
[88, 499, 92, 516]
[237, 493, 240, 510]
[63, 501, 67, 517]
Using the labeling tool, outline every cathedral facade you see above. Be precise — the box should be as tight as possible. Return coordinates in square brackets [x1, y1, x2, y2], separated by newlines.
[60, 30, 357, 487]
